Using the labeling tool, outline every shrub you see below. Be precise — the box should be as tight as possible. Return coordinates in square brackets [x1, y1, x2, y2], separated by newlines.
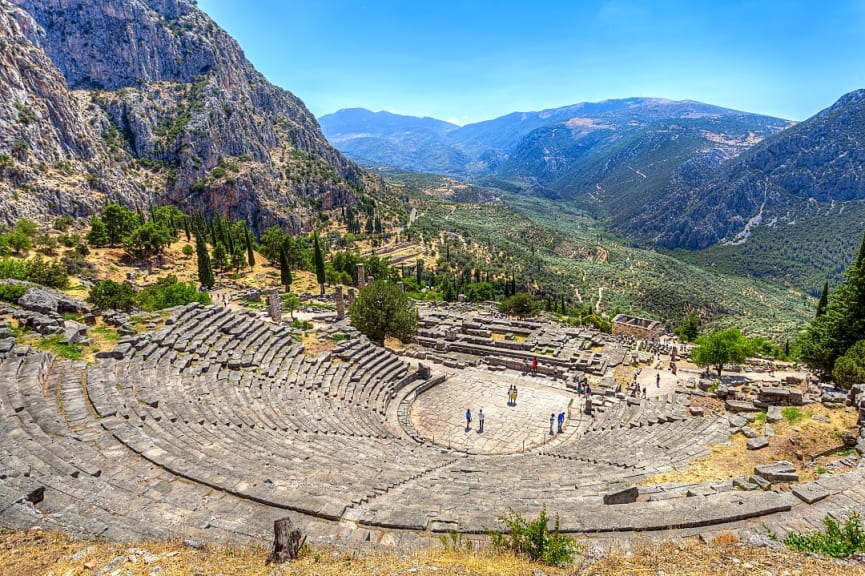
[136, 275, 210, 311]
[488, 507, 580, 567]
[0, 283, 28, 303]
[290, 319, 313, 331]
[784, 513, 865, 558]
[24, 256, 68, 288]
[87, 279, 135, 312]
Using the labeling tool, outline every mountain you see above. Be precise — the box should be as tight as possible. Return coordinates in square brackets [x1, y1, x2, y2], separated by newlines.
[318, 109, 466, 174]
[319, 98, 788, 179]
[625, 89, 865, 250]
[0, 0, 376, 232]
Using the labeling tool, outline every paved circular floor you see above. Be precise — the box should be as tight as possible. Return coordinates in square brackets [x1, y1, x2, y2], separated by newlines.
[409, 367, 580, 454]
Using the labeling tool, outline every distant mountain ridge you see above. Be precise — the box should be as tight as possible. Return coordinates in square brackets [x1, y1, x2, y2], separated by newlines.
[321, 92, 865, 292]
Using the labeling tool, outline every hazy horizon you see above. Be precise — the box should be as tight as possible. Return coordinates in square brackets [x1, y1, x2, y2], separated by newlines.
[197, 0, 865, 125]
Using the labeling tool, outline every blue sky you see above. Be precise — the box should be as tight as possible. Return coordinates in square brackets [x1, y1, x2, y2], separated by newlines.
[196, 0, 865, 125]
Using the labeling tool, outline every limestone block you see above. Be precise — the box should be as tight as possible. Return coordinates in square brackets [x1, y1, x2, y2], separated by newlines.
[746, 436, 769, 450]
[754, 461, 798, 483]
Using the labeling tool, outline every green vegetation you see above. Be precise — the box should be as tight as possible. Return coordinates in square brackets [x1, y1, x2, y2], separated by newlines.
[87, 280, 136, 312]
[832, 340, 865, 388]
[781, 406, 809, 424]
[0, 256, 67, 289]
[488, 508, 580, 567]
[313, 231, 325, 295]
[675, 311, 701, 342]
[136, 275, 210, 311]
[290, 319, 313, 331]
[691, 328, 752, 377]
[0, 283, 28, 303]
[499, 292, 537, 318]
[33, 335, 83, 361]
[397, 175, 810, 340]
[784, 513, 865, 558]
[799, 230, 865, 384]
[350, 280, 418, 345]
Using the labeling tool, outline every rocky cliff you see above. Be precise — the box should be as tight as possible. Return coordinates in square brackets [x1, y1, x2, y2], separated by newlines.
[0, 0, 375, 232]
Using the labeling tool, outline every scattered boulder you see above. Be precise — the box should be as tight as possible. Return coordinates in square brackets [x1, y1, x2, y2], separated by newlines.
[766, 405, 783, 423]
[728, 414, 748, 428]
[18, 288, 59, 314]
[754, 461, 799, 483]
[740, 426, 758, 439]
[61, 321, 88, 345]
[746, 436, 769, 450]
[726, 399, 759, 413]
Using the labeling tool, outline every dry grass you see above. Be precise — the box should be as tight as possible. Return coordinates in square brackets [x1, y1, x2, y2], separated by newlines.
[3, 529, 865, 576]
[647, 403, 859, 485]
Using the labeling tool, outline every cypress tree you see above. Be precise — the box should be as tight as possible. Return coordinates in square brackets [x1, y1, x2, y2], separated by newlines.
[279, 246, 292, 292]
[195, 234, 214, 288]
[313, 231, 326, 295]
[244, 227, 255, 268]
[800, 229, 865, 380]
[816, 280, 829, 318]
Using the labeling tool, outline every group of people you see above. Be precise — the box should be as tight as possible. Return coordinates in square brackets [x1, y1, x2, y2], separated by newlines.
[507, 384, 519, 406]
[522, 357, 539, 376]
[549, 410, 566, 434]
[465, 408, 484, 432]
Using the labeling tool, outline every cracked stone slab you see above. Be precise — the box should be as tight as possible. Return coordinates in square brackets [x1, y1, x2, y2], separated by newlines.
[792, 483, 829, 504]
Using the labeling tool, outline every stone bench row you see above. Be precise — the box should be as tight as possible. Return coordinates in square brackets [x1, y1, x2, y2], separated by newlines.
[0, 354, 277, 544]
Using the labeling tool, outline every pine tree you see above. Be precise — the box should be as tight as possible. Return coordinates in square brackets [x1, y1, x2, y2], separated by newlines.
[313, 231, 326, 295]
[195, 235, 214, 288]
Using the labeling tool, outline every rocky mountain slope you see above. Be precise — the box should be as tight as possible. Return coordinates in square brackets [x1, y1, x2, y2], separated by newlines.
[625, 89, 865, 250]
[0, 0, 375, 232]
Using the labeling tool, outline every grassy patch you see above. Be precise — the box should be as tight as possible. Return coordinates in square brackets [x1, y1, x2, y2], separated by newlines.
[782, 406, 809, 424]
[33, 335, 83, 361]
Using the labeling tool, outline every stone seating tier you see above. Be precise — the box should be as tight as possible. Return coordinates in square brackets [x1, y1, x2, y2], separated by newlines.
[3, 303, 864, 547]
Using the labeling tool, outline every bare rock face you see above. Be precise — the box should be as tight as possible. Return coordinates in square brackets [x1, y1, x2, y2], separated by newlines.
[1, 0, 378, 232]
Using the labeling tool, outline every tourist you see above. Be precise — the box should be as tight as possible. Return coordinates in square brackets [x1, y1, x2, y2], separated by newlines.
[532, 357, 538, 375]
[522, 359, 528, 376]
[478, 409, 485, 433]
[557, 411, 565, 433]
[512, 385, 518, 405]
[656, 373, 660, 388]
[642, 386, 647, 398]
[465, 408, 472, 431]
[549, 413, 555, 435]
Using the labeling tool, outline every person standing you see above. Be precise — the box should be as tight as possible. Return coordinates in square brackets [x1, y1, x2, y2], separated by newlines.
[532, 357, 538, 375]
[465, 408, 472, 431]
[478, 409, 485, 433]
[549, 413, 555, 435]
[557, 411, 565, 433]
[512, 385, 518, 406]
